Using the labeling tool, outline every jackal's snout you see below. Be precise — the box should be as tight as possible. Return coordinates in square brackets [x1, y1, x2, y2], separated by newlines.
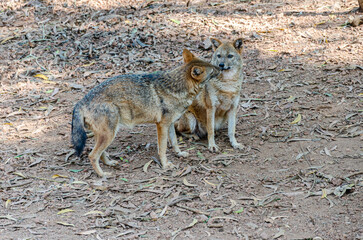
[218, 62, 231, 71]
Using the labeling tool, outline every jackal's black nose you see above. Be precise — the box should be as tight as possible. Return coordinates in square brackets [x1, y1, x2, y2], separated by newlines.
[219, 63, 225, 68]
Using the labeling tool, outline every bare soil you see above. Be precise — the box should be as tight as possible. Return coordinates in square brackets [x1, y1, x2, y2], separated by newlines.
[0, 0, 362, 239]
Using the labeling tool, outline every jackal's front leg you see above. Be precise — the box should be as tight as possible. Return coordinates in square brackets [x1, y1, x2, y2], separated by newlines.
[169, 124, 188, 157]
[227, 105, 243, 150]
[206, 106, 219, 152]
[156, 122, 174, 169]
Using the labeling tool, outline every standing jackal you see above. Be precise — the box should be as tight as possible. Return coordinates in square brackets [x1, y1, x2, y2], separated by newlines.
[71, 49, 220, 177]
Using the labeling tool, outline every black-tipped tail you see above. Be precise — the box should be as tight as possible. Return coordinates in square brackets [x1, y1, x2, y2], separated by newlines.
[71, 104, 87, 156]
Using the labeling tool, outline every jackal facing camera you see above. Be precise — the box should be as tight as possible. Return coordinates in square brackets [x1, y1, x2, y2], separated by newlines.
[176, 38, 244, 152]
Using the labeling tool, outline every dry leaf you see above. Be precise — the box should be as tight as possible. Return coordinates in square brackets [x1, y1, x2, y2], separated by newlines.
[186, 218, 198, 228]
[143, 160, 153, 173]
[0, 215, 17, 222]
[321, 189, 327, 199]
[5, 199, 11, 208]
[170, 18, 181, 24]
[42, 80, 56, 84]
[180, 165, 192, 177]
[1, 36, 17, 45]
[315, 20, 328, 26]
[203, 178, 217, 188]
[69, 83, 84, 89]
[76, 230, 97, 235]
[82, 61, 96, 67]
[287, 96, 296, 102]
[84, 210, 104, 216]
[229, 199, 237, 209]
[50, 87, 59, 97]
[183, 178, 197, 187]
[290, 114, 301, 124]
[34, 73, 48, 80]
[57, 209, 74, 215]
[52, 174, 69, 179]
[273, 229, 285, 239]
[57, 222, 75, 227]
[172, 218, 198, 236]
[71, 181, 88, 185]
[13, 172, 26, 178]
[268, 65, 277, 70]
[324, 147, 332, 156]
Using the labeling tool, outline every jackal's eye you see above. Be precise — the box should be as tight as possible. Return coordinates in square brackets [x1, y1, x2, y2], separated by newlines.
[217, 54, 221, 58]
[227, 54, 234, 58]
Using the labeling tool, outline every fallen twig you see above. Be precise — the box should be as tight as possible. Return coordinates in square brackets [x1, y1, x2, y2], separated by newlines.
[176, 204, 209, 216]
[207, 216, 238, 228]
[167, 195, 199, 207]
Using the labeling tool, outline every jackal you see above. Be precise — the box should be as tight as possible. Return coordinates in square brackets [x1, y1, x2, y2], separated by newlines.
[176, 38, 244, 152]
[71, 49, 220, 177]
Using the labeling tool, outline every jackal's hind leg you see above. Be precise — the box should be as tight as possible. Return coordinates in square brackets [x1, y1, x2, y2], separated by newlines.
[89, 125, 117, 177]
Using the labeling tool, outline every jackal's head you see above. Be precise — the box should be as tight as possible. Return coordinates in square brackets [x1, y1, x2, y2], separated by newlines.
[182, 49, 220, 93]
[210, 38, 243, 71]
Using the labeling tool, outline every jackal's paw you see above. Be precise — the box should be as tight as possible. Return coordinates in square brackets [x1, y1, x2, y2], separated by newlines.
[177, 151, 189, 158]
[98, 171, 112, 178]
[163, 162, 176, 170]
[104, 159, 118, 167]
[208, 144, 220, 153]
[231, 142, 244, 150]
[101, 155, 118, 167]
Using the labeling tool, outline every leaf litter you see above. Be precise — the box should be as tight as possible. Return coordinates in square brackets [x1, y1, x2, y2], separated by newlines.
[0, 0, 362, 239]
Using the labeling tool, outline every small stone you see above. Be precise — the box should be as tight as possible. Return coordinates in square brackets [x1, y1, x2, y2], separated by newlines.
[260, 231, 270, 240]
[149, 211, 158, 220]
[246, 222, 258, 230]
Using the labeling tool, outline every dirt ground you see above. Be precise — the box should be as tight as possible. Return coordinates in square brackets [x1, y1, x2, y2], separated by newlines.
[0, 0, 362, 239]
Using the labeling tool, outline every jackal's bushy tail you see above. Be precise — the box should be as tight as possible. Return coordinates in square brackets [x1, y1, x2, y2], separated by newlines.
[71, 103, 87, 156]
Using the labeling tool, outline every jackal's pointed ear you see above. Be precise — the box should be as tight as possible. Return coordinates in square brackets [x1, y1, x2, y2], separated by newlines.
[233, 38, 243, 52]
[191, 66, 204, 80]
[183, 49, 195, 63]
[210, 38, 222, 51]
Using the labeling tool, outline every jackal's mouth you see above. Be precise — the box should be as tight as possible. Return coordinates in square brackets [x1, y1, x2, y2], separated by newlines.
[220, 66, 231, 71]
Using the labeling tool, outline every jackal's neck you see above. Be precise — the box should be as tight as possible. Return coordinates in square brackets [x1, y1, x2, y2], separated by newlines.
[161, 66, 190, 94]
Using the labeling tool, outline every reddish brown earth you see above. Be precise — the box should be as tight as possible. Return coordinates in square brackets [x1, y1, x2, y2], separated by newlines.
[0, 0, 362, 239]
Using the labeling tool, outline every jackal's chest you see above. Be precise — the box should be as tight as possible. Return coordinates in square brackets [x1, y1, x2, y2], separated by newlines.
[214, 91, 236, 111]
